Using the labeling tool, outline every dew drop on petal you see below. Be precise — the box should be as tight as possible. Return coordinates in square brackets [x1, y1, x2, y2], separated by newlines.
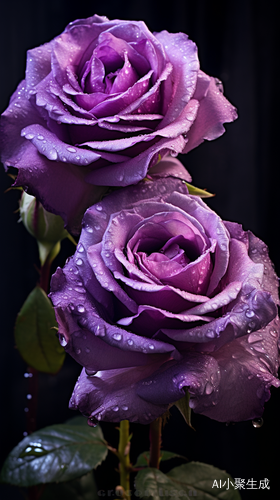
[59, 334, 67, 347]
[245, 309, 255, 318]
[252, 418, 263, 428]
[205, 382, 214, 395]
[113, 333, 122, 341]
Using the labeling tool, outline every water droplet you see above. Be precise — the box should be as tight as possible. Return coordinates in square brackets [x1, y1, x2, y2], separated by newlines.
[112, 406, 119, 412]
[77, 243, 84, 253]
[76, 258, 83, 266]
[121, 405, 128, 411]
[48, 149, 58, 160]
[59, 334, 67, 347]
[77, 305, 85, 313]
[252, 418, 263, 428]
[87, 417, 97, 427]
[26, 394, 32, 400]
[127, 339, 133, 346]
[117, 172, 124, 182]
[205, 382, 214, 395]
[245, 309, 255, 318]
[75, 348, 81, 355]
[96, 324, 106, 337]
[269, 328, 277, 338]
[95, 205, 103, 211]
[37, 134, 44, 140]
[85, 225, 93, 233]
[148, 344, 155, 350]
[86, 369, 97, 377]
[113, 333, 122, 341]
[67, 146, 77, 153]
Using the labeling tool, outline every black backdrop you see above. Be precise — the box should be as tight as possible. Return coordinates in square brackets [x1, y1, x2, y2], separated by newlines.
[0, 1, 279, 499]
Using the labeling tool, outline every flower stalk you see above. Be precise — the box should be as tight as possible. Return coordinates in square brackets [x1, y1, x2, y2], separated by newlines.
[149, 417, 162, 469]
[117, 420, 131, 499]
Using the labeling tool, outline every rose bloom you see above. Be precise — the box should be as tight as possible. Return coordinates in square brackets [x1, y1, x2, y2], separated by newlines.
[50, 164, 280, 424]
[0, 15, 236, 233]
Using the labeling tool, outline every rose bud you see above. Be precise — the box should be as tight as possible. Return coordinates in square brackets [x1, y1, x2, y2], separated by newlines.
[1, 15, 237, 233]
[50, 165, 280, 425]
[20, 191, 67, 265]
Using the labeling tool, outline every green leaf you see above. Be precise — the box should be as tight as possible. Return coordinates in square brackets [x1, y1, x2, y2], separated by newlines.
[135, 462, 241, 500]
[14, 286, 65, 373]
[0, 423, 108, 487]
[65, 416, 89, 427]
[174, 390, 194, 429]
[40, 471, 99, 500]
[185, 182, 214, 198]
[134, 451, 187, 468]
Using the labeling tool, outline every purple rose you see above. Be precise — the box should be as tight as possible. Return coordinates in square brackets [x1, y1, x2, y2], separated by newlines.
[0, 15, 237, 233]
[50, 167, 280, 424]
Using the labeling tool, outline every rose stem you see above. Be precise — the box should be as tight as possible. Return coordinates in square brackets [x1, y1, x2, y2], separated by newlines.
[149, 417, 162, 469]
[118, 420, 131, 498]
[27, 254, 52, 500]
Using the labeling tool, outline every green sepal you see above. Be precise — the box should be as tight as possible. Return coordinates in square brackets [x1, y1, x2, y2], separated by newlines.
[134, 450, 187, 468]
[135, 462, 241, 500]
[37, 241, 61, 268]
[14, 286, 65, 374]
[174, 389, 194, 429]
[19, 192, 71, 265]
[0, 421, 108, 487]
[184, 182, 214, 198]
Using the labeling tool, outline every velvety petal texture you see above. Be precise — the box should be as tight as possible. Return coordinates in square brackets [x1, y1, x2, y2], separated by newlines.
[50, 171, 280, 424]
[1, 15, 237, 233]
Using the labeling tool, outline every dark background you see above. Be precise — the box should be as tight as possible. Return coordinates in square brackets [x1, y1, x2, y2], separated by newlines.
[0, 1, 279, 499]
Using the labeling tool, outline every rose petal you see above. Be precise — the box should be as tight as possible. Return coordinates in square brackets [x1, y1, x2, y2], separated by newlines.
[183, 74, 238, 153]
[13, 142, 106, 233]
[70, 366, 169, 424]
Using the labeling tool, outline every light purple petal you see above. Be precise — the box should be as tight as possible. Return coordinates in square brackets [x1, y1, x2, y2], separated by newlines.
[189, 317, 280, 422]
[183, 74, 238, 153]
[13, 142, 107, 233]
[85, 135, 186, 186]
[154, 30, 199, 126]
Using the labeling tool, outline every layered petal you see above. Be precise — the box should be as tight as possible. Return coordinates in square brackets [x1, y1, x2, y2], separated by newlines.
[1, 16, 237, 230]
[50, 175, 280, 424]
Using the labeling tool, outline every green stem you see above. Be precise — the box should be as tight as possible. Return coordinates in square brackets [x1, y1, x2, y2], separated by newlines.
[149, 417, 162, 469]
[118, 420, 131, 499]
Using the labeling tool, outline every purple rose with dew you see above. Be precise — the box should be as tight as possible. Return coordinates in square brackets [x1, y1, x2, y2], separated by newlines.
[0, 15, 237, 233]
[50, 165, 280, 425]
